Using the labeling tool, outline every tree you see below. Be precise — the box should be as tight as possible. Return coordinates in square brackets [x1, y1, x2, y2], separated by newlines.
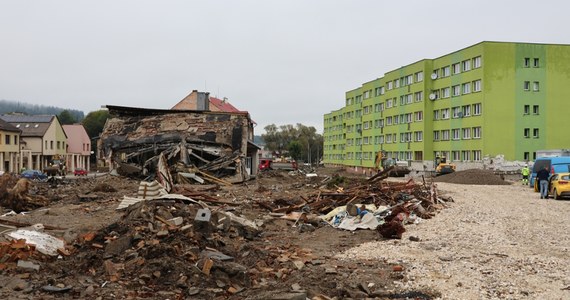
[261, 123, 323, 164]
[82, 110, 110, 139]
[288, 140, 302, 161]
[58, 110, 77, 125]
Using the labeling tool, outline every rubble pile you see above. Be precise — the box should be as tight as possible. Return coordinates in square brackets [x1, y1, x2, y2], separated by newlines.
[0, 167, 453, 299]
[0, 174, 49, 213]
[434, 169, 511, 185]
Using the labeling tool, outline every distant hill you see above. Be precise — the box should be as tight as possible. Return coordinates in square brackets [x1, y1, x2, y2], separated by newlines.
[254, 135, 264, 145]
[0, 99, 84, 121]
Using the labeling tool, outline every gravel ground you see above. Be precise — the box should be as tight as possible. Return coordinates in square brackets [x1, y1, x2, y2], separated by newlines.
[336, 182, 570, 300]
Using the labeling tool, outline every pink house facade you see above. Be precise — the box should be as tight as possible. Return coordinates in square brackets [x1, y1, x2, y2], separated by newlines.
[62, 124, 91, 172]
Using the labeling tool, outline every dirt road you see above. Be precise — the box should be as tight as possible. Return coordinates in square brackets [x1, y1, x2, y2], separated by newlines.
[338, 182, 570, 299]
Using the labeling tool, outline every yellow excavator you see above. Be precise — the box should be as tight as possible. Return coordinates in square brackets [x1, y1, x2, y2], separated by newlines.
[435, 156, 456, 176]
[374, 151, 411, 177]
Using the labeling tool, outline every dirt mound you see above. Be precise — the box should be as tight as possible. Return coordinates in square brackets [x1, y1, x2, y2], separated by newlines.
[433, 169, 511, 185]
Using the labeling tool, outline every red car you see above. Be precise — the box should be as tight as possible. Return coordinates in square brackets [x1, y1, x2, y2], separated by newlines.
[74, 168, 88, 176]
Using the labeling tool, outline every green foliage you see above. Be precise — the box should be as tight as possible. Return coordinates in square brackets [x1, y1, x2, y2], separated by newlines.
[58, 110, 77, 125]
[288, 140, 302, 160]
[261, 123, 323, 163]
[82, 110, 110, 139]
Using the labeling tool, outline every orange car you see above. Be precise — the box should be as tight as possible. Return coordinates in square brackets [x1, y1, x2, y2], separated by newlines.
[547, 172, 570, 200]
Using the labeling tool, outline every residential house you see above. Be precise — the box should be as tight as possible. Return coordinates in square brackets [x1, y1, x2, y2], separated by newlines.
[0, 118, 21, 173]
[172, 90, 243, 112]
[62, 124, 91, 172]
[0, 115, 67, 171]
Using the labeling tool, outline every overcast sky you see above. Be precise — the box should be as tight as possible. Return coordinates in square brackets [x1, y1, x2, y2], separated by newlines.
[1, 0, 569, 134]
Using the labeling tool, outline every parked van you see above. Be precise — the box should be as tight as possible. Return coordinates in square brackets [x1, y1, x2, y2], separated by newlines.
[530, 156, 570, 189]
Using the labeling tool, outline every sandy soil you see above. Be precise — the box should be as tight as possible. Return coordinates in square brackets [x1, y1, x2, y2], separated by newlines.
[337, 182, 570, 299]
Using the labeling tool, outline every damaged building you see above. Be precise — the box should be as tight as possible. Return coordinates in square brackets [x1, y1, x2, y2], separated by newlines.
[98, 92, 259, 184]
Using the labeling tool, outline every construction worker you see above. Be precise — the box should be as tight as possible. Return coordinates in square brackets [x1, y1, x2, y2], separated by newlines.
[521, 164, 530, 185]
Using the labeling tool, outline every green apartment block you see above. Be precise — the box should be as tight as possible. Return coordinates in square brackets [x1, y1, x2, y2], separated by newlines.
[323, 41, 570, 171]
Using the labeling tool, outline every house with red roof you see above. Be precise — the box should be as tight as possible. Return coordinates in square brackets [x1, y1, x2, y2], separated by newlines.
[171, 90, 243, 112]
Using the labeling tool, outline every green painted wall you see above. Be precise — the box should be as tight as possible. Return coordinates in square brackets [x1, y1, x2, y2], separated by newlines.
[323, 41, 570, 168]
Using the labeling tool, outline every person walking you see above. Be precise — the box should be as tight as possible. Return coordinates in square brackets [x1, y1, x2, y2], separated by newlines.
[536, 166, 550, 199]
[521, 164, 530, 185]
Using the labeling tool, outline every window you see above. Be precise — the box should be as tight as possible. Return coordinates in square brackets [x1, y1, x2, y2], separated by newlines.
[462, 151, 470, 161]
[533, 81, 540, 91]
[452, 151, 461, 161]
[45, 140, 48, 149]
[387, 81, 393, 90]
[442, 87, 450, 98]
[533, 128, 539, 138]
[442, 66, 450, 77]
[363, 121, 370, 129]
[386, 99, 393, 108]
[524, 105, 530, 115]
[433, 131, 440, 141]
[524, 81, 530, 90]
[415, 71, 423, 82]
[462, 105, 471, 116]
[405, 75, 413, 85]
[414, 131, 423, 142]
[473, 150, 481, 161]
[375, 87, 381, 96]
[452, 63, 461, 74]
[462, 59, 471, 71]
[442, 130, 450, 141]
[363, 106, 370, 114]
[57, 141, 60, 149]
[452, 85, 461, 96]
[441, 108, 450, 119]
[363, 137, 369, 144]
[473, 56, 481, 68]
[473, 80, 481, 92]
[462, 128, 471, 139]
[473, 127, 481, 138]
[394, 79, 400, 88]
[452, 128, 460, 140]
[524, 57, 530, 67]
[355, 95, 362, 103]
[386, 134, 392, 143]
[524, 128, 530, 138]
[452, 106, 461, 118]
[386, 116, 393, 125]
[462, 83, 471, 94]
[534, 58, 539, 68]
[533, 105, 539, 114]
[433, 110, 440, 120]
[414, 91, 423, 102]
[380, 86, 385, 95]
[432, 69, 439, 79]
[524, 152, 530, 161]
[414, 111, 423, 121]
[5, 134, 10, 145]
[473, 103, 482, 115]
[50, 141, 54, 149]
[14, 136, 18, 145]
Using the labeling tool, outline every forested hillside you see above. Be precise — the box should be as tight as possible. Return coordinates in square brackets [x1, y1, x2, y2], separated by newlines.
[0, 99, 84, 120]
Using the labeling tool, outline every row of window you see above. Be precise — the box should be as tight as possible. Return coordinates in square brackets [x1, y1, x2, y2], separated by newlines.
[0, 134, 18, 145]
[326, 149, 483, 162]
[434, 103, 482, 120]
[523, 81, 540, 91]
[385, 71, 424, 91]
[432, 80, 482, 100]
[433, 150, 482, 162]
[433, 56, 482, 79]
[523, 128, 540, 138]
[434, 127, 482, 141]
[45, 140, 66, 150]
[523, 57, 540, 68]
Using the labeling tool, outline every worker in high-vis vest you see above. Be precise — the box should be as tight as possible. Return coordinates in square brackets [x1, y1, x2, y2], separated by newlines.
[521, 164, 530, 185]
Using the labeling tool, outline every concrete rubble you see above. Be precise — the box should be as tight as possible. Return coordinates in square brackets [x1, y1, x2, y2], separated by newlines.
[0, 165, 458, 299]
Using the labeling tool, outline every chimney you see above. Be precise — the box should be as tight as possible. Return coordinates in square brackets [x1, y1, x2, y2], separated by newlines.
[196, 91, 210, 111]
[223, 97, 228, 103]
